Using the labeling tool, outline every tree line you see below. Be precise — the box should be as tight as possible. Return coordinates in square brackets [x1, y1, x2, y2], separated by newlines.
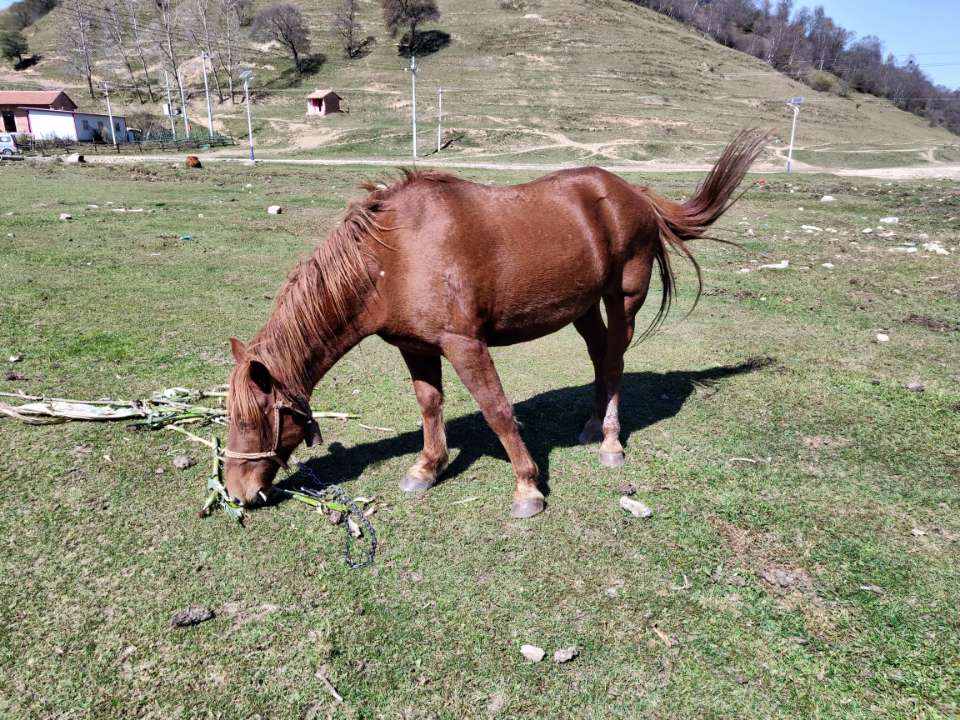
[627, 0, 960, 135]
[1, 0, 442, 117]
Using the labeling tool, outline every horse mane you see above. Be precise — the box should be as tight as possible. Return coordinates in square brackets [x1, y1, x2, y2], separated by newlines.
[228, 169, 456, 429]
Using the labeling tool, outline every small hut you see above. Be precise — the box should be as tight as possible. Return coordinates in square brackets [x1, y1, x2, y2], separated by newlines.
[306, 89, 342, 116]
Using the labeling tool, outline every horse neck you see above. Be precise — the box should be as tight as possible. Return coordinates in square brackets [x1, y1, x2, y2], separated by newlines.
[255, 268, 376, 399]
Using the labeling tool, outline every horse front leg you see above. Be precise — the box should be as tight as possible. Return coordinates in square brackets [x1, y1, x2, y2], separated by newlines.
[440, 335, 544, 519]
[399, 350, 449, 492]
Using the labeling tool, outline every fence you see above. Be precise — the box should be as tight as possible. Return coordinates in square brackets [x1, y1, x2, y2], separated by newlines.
[15, 134, 236, 157]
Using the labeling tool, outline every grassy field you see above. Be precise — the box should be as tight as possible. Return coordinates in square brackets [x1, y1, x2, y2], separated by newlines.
[0, 159, 958, 718]
[7, 0, 958, 167]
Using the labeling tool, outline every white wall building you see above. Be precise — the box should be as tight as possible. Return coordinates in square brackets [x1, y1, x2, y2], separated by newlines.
[25, 108, 128, 143]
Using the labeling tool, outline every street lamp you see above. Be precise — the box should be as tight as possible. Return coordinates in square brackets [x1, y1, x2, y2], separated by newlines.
[239, 70, 255, 162]
[786, 96, 803, 174]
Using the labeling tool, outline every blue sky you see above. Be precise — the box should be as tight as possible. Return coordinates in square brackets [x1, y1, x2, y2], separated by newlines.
[0, 0, 956, 89]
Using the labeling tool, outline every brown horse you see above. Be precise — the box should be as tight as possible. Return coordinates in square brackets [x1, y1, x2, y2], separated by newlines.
[224, 129, 767, 518]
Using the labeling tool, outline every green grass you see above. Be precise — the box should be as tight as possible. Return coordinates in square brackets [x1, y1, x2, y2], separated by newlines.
[0, 161, 958, 718]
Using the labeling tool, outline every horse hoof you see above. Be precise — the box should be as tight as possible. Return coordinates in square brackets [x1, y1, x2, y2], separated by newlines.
[599, 451, 625, 468]
[510, 497, 545, 519]
[400, 474, 434, 493]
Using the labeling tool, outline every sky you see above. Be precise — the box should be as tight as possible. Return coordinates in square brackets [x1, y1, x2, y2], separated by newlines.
[819, 0, 959, 90]
[0, 0, 956, 90]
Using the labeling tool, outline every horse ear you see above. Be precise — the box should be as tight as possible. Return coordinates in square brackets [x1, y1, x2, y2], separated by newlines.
[247, 359, 273, 395]
[229, 337, 247, 363]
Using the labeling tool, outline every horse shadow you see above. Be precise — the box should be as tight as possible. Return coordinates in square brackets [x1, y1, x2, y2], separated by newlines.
[277, 358, 772, 500]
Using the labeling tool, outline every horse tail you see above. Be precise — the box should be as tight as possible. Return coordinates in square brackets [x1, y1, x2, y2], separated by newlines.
[637, 128, 769, 342]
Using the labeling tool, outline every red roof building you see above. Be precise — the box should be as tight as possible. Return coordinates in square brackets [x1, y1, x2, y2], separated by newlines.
[0, 90, 78, 134]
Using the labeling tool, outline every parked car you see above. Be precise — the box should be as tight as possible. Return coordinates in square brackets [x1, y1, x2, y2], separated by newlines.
[0, 133, 19, 156]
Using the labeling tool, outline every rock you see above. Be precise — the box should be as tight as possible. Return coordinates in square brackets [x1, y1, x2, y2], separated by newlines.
[904, 382, 925, 393]
[879, 216, 898, 224]
[327, 510, 344, 525]
[862, 228, 873, 234]
[553, 647, 578, 664]
[758, 260, 789, 270]
[59, 213, 72, 221]
[875, 333, 890, 343]
[267, 205, 283, 215]
[760, 566, 806, 589]
[63, 153, 85, 164]
[170, 606, 214, 627]
[910, 528, 926, 537]
[859, 584, 884, 594]
[8, 354, 22, 363]
[172, 455, 196, 470]
[821, 262, 835, 269]
[619, 496, 653, 518]
[4, 371, 25, 381]
[801, 225, 822, 233]
[820, 195, 835, 202]
[617, 481, 637, 496]
[922, 242, 949, 255]
[520, 644, 545, 663]
[185, 155, 202, 169]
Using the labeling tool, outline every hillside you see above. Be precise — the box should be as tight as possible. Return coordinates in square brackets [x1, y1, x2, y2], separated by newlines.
[4, 0, 958, 167]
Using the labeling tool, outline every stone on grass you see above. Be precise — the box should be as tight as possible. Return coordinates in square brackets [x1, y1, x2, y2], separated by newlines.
[922, 242, 949, 255]
[520, 644, 545, 663]
[875, 333, 890, 343]
[904, 382, 925, 393]
[879, 216, 898, 224]
[59, 213, 72, 221]
[618, 481, 637, 496]
[170, 606, 214, 627]
[553, 647, 579, 664]
[172, 455, 196, 470]
[267, 205, 283, 215]
[63, 153, 85, 164]
[758, 260, 789, 270]
[821, 262, 835, 269]
[619, 496, 653, 518]
[820, 195, 835, 202]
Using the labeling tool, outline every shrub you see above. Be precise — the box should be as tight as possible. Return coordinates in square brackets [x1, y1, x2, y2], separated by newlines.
[808, 70, 836, 93]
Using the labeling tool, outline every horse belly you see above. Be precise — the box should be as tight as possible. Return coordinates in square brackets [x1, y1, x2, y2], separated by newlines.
[486, 258, 606, 345]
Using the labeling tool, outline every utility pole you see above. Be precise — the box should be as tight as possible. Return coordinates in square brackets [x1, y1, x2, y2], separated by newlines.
[786, 96, 803, 174]
[409, 54, 417, 162]
[240, 70, 255, 162]
[163, 69, 176, 137]
[102, 82, 118, 149]
[201, 51, 215, 140]
[177, 68, 190, 136]
[436, 86, 442, 154]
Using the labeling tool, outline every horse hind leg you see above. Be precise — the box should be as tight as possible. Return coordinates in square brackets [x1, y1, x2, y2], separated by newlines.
[440, 335, 544, 519]
[598, 257, 654, 468]
[399, 350, 449, 492]
[573, 304, 607, 444]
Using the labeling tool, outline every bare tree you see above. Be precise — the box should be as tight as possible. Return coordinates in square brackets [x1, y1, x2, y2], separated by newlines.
[213, 0, 245, 102]
[124, 0, 157, 102]
[252, 3, 310, 73]
[152, 0, 188, 118]
[101, 0, 144, 102]
[189, 0, 225, 102]
[335, 0, 373, 58]
[62, 0, 97, 99]
[381, 0, 439, 55]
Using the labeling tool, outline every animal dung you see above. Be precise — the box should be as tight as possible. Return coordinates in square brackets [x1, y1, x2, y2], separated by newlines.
[169, 606, 214, 627]
[553, 647, 579, 664]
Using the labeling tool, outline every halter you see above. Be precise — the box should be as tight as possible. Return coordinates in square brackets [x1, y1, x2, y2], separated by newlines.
[223, 397, 320, 470]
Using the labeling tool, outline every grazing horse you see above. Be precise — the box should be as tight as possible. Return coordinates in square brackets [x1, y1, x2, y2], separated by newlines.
[224, 129, 768, 518]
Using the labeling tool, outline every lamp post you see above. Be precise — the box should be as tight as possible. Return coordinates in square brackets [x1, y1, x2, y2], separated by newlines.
[239, 70, 255, 162]
[786, 96, 803, 174]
